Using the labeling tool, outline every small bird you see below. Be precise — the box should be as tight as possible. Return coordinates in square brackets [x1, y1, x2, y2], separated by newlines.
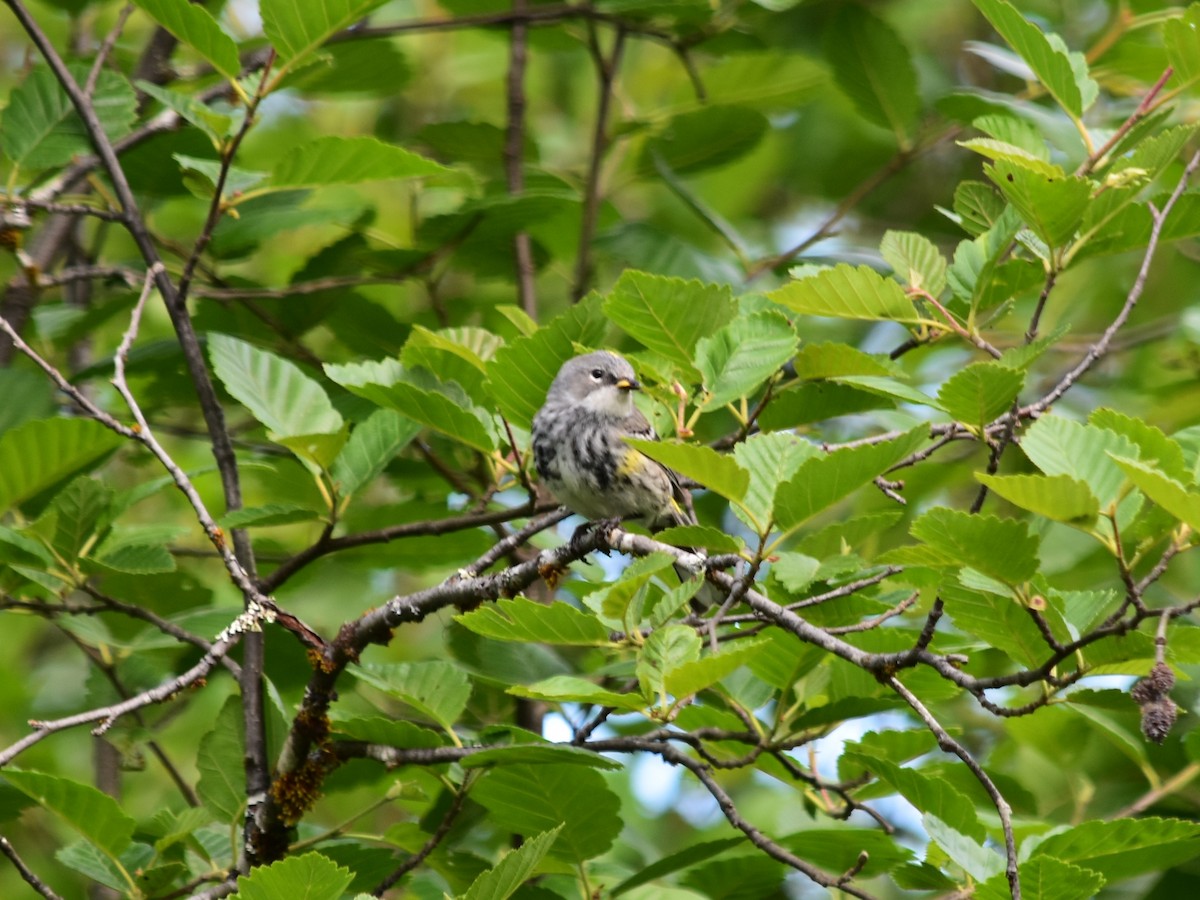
[532, 350, 718, 605]
[532, 350, 689, 528]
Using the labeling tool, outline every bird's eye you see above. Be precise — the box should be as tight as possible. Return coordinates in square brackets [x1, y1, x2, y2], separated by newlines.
[590, 368, 604, 380]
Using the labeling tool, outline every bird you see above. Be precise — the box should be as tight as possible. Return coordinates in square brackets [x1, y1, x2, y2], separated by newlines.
[531, 350, 719, 606]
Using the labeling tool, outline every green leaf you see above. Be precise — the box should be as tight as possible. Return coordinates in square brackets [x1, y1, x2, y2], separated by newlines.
[197, 698, 245, 825]
[603, 271, 737, 375]
[261, 0, 391, 68]
[986, 159, 1091, 249]
[958, 138, 1062, 177]
[230, 852, 353, 900]
[454, 597, 612, 646]
[880, 230, 948, 296]
[768, 264, 921, 323]
[976, 857, 1104, 900]
[940, 584, 1052, 668]
[637, 624, 700, 703]
[732, 431, 820, 533]
[0, 418, 123, 515]
[924, 815, 1004, 883]
[461, 826, 561, 900]
[0, 371, 56, 436]
[623, 439, 750, 505]
[1089, 409, 1189, 484]
[401, 325, 500, 402]
[328, 715, 445, 749]
[90, 541, 177, 575]
[610, 838, 745, 896]
[132, 0, 242, 82]
[824, 4, 920, 145]
[975, 473, 1099, 524]
[843, 755, 985, 841]
[640, 105, 769, 175]
[208, 334, 344, 441]
[771, 552, 821, 593]
[136, 81, 235, 150]
[904, 508, 1039, 585]
[791, 342, 899, 380]
[485, 294, 608, 429]
[936, 361, 1024, 432]
[1026, 817, 1200, 882]
[953, 180, 1007, 236]
[462, 746, 621, 771]
[1163, 5, 1200, 86]
[350, 660, 471, 731]
[219, 504, 322, 528]
[471, 765, 622, 864]
[0, 65, 135, 170]
[694, 311, 798, 410]
[653, 524, 744, 553]
[973, 0, 1097, 118]
[47, 477, 114, 562]
[2, 769, 134, 857]
[508, 676, 645, 711]
[325, 358, 496, 452]
[269, 136, 448, 189]
[774, 428, 927, 530]
[1110, 456, 1200, 531]
[663, 638, 770, 698]
[330, 409, 421, 499]
[1020, 415, 1137, 509]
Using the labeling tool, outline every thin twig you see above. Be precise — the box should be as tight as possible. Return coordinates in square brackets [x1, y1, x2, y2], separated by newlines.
[505, 0, 537, 316]
[0, 837, 64, 900]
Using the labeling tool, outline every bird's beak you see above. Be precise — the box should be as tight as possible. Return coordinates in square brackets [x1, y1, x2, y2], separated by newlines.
[615, 378, 640, 392]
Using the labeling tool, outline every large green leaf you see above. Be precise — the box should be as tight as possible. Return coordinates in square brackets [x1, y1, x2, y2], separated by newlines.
[842, 755, 985, 842]
[623, 439, 750, 505]
[936, 361, 1024, 432]
[471, 764, 622, 864]
[196, 698, 245, 825]
[880, 230, 948, 296]
[603, 271, 737, 375]
[1164, 5, 1200, 85]
[455, 597, 612, 646]
[824, 4, 920, 145]
[768, 264, 920, 323]
[774, 428, 927, 530]
[610, 838, 746, 896]
[330, 409, 421, 499]
[975, 473, 1099, 525]
[261, 0, 391, 68]
[325, 358, 497, 452]
[940, 584, 1054, 668]
[208, 334, 343, 440]
[508, 676, 646, 711]
[986, 159, 1091, 249]
[0, 418, 123, 515]
[2, 769, 135, 857]
[973, 0, 1098, 118]
[0, 65, 137, 170]
[900, 508, 1040, 585]
[640, 105, 769, 175]
[663, 639, 770, 698]
[461, 826, 561, 900]
[1020, 415, 1137, 509]
[976, 857, 1104, 900]
[732, 431, 820, 533]
[229, 852, 353, 900]
[350, 660, 471, 731]
[1025, 817, 1200, 882]
[1110, 456, 1200, 531]
[132, 0, 242, 82]
[269, 136, 448, 189]
[694, 310, 798, 410]
[637, 624, 701, 703]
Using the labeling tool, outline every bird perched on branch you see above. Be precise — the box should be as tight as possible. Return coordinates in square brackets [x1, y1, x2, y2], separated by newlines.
[531, 350, 718, 605]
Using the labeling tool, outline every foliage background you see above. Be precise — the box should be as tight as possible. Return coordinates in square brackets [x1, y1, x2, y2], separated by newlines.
[2, 0, 1200, 898]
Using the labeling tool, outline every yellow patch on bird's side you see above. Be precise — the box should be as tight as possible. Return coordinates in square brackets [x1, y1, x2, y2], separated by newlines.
[616, 449, 649, 477]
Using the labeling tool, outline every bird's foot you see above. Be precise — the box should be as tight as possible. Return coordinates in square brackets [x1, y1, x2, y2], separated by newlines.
[569, 517, 622, 556]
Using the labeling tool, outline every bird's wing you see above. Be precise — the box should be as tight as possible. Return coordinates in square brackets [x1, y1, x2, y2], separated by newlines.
[621, 408, 695, 527]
